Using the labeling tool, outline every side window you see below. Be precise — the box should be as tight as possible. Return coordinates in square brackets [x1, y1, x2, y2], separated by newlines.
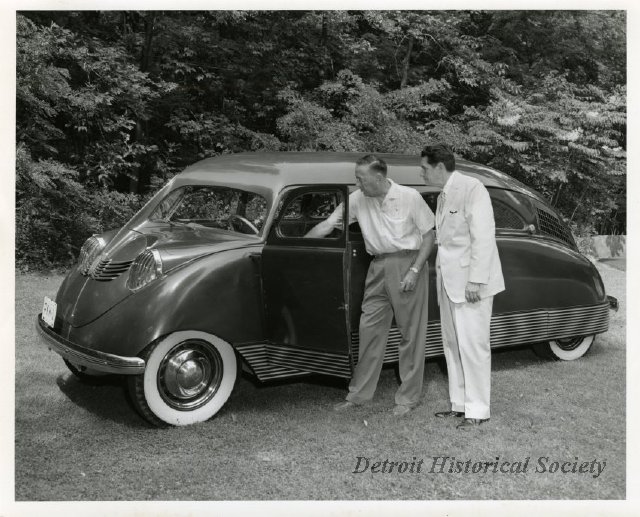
[491, 198, 526, 230]
[277, 191, 344, 238]
[150, 185, 268, 234]
[422, 190, 526, 231]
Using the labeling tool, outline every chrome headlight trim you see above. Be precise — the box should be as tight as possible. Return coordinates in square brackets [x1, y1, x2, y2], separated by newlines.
[126, 249, 163, 292]
[78, 236, 106, 275]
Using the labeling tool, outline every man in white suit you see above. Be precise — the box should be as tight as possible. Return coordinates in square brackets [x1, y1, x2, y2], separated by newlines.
[420, 144, 504, 430]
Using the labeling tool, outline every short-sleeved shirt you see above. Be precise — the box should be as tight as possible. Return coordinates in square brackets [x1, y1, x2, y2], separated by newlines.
[326, 179, 435, 256]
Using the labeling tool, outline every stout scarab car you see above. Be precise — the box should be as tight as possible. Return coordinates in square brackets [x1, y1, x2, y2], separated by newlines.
[37, 152, 614, 426]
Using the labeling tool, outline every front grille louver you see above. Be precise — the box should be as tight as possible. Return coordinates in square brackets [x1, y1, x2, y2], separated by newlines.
[89, 258, 133, 281]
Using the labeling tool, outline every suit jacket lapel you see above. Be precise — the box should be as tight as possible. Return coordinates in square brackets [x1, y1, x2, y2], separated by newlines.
[436, 192, 446, 229]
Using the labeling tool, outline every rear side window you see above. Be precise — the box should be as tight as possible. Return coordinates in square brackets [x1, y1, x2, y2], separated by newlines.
[492, 199, 526, 230]
[535, 205, 575, 246]
[421, 191, 526, 230]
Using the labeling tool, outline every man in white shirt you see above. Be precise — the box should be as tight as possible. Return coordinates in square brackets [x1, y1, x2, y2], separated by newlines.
[420, 144, 505, 430]
[306, 155, 435, 417]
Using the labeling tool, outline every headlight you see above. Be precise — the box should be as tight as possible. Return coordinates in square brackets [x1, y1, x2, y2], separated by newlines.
[127, 249, 163, 292]
[78, 236, 106, 275]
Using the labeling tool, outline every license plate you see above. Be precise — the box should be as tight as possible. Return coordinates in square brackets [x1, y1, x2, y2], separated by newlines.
[42, 297, 57, 328]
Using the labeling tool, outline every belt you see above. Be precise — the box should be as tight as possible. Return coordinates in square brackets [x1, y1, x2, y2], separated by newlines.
[372, 249, 418, 260]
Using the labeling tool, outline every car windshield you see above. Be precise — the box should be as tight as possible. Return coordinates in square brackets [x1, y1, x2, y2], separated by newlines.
[149, 185, 268, 236]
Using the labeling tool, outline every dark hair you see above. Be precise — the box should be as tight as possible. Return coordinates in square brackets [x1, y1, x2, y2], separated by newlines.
[421, 144, 455, 172]
[356, 154, 387, 176]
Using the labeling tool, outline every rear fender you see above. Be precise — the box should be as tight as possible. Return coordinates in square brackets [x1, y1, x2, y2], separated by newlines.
[494, 237, 606, 313]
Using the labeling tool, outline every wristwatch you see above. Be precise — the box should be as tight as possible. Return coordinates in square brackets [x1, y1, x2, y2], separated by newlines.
[409, 266, 420, 274]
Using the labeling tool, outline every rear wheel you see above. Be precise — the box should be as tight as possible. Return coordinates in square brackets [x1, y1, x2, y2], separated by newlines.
[533, 335, 595, 361]
[128, 331, 238, 427]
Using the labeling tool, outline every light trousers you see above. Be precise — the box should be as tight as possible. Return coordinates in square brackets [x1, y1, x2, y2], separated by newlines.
[346, 251, 428, 407]
[439, 275, 493, 419]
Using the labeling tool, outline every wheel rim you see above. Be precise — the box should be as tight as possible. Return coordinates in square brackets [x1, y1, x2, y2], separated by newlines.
[157, 339, 223, 411]
[553, 336, 585, 351]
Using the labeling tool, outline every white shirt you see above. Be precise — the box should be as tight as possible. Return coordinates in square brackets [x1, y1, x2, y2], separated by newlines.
[326, 179, 435, 255]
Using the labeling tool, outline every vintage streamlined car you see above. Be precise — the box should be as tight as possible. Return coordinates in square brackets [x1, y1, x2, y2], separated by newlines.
[37, 152, 614, 426]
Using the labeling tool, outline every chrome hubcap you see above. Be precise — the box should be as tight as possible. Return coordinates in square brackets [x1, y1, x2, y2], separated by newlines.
[554, 337, 584, 351]
[157, 340, 223, 411]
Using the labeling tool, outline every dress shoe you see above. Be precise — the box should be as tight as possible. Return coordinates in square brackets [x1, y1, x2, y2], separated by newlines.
[333, 400, 358, 412]
[456, 418, 489, 429]
[392, 404, 413, 417]
[435, 410, 465, 418]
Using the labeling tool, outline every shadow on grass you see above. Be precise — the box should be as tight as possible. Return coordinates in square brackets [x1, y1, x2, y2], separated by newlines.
[491, 344, 549, 371]
[51, 341, 602, 428]
[238, 369, 347, 390]
[55, 373, 150, 429]
[233, 346, 544, 402]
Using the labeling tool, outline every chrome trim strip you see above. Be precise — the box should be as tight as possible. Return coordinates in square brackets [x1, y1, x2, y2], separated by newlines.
[266, 344, 352, 378]
[237, 342, 352, 380]
[351, 302, 611, 364]
[235, 343, 310, 381]
[206, 303, 612, 381]
[36, 315, 145, 375]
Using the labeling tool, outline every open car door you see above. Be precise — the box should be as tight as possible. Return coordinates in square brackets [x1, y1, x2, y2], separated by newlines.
[262, 185, 352, 378]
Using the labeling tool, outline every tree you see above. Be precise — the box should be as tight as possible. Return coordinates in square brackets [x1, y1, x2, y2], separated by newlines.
[16, 10, 627, 268]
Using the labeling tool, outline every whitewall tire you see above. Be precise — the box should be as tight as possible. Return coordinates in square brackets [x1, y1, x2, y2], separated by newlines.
[129, 331, 238, 427]
[533, 334, 596, 361]
[547, 335, 595, 361]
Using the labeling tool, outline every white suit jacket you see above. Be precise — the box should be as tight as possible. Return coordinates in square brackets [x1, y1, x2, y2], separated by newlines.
[436, 171, 505, 304]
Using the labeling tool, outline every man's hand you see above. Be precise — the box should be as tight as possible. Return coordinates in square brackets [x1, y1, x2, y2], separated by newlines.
[465, 281, 483, 303]
[400, 269, 419, 292]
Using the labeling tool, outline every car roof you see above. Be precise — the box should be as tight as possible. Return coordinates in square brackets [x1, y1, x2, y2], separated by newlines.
[178, 152, 545, 202]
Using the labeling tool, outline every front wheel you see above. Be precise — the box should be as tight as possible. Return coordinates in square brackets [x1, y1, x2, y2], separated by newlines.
[533, 335, 595, 361]
[128, 331, 238, 427]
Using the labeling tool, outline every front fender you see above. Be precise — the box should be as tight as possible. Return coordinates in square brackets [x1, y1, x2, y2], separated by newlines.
[66, 245, 265, 357]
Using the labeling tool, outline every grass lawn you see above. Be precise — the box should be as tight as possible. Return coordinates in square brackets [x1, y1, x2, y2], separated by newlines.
[14, 263, 625, 501]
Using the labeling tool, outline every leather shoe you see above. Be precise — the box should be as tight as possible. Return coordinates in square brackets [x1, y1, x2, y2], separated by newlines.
[392, 404, 413, 417]
[333, 400, 358, 412]
[456, 418, 489, 429]
[435, 410, 465, 418]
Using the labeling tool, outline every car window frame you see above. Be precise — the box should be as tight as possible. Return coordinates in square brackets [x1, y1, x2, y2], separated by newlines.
[146, 183, 270, 237]
[267, 185, 348, 248]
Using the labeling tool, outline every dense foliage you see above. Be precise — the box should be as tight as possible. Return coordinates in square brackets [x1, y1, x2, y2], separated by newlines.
[16, 10, 626, 268]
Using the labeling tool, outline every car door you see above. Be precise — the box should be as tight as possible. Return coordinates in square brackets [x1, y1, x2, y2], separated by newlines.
[262, 185, 352, 377]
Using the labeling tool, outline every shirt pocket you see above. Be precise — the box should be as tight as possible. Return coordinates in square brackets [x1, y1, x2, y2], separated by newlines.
[386, 216, 409, 238]
[446, 208, 466, 228]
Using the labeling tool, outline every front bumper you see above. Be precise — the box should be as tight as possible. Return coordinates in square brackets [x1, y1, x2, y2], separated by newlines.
[36, 315, 145, 375]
